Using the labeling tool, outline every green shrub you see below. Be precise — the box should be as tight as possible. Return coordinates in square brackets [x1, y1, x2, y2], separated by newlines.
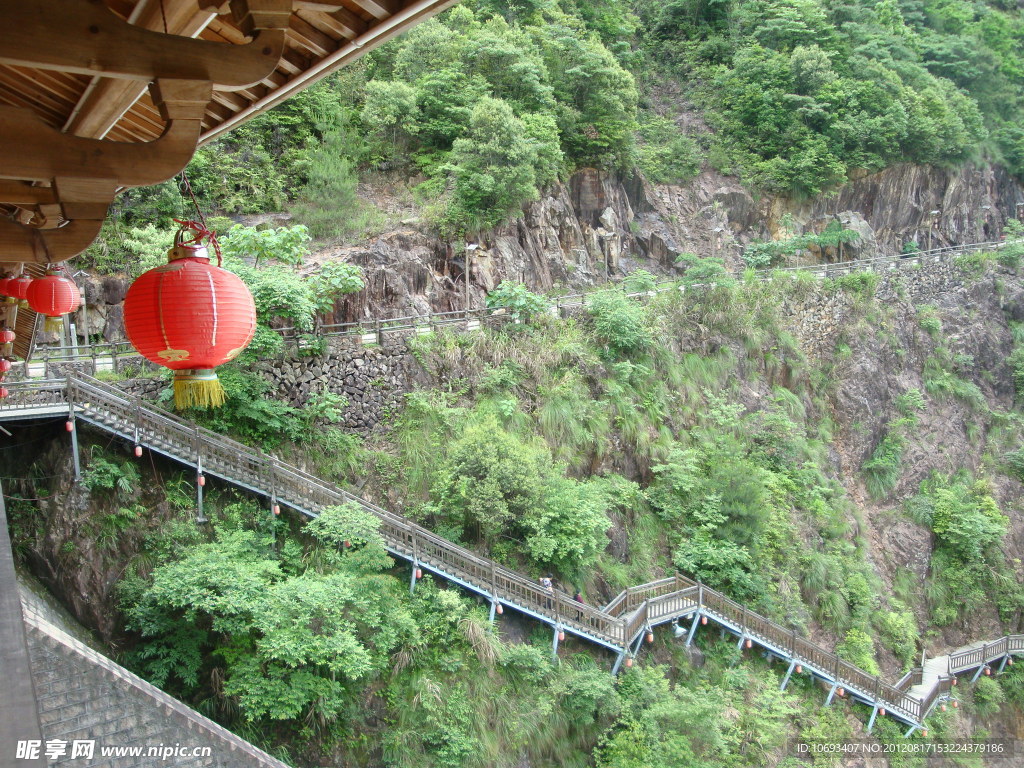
[971, 676, 1005, 717]
[485, 281, 550, 321]
[876, 609, 919, 669]
[862, 430, 906, 499]
[915, 305, 942, 338]
[895, 389, 926, 418]
[836, 628, 879, 675]
[587, 290, 653, 357]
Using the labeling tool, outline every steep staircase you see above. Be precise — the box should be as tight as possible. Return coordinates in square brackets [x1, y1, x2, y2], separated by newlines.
[2, 374, 1022, 735]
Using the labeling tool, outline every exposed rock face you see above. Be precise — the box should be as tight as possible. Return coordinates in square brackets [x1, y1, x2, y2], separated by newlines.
[65, 163, 1024, 344]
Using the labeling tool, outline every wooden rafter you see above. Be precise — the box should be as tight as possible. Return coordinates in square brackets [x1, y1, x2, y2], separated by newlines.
[0, 0, 457, 275]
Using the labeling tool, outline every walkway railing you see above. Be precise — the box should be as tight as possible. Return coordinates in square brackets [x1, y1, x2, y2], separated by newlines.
[23, 239, 1011, 374]
[2, 374, 1021, 730]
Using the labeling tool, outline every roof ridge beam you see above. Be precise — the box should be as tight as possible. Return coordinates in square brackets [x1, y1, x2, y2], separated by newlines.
[0, 0, 286, 91]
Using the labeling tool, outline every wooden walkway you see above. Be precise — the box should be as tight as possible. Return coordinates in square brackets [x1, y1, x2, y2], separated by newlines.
[2, 374, 1021, 733]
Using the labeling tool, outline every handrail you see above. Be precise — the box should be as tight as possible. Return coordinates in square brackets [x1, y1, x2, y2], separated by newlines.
[4, 373, 1023, 727]
[26, 239, 1010, 370]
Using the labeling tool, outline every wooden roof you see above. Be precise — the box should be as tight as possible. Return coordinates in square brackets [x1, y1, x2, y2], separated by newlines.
[0, 0, 457, 268]
[0, 0, 456, 359]
[1, 0, 457, 146]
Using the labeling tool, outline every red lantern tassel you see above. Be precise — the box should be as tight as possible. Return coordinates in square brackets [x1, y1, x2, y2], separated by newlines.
[174, 369, 225, 410]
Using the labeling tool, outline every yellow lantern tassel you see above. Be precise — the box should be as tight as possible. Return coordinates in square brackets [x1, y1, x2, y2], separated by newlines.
[174, 369, 226, 409]
[44, 316, 64, 334]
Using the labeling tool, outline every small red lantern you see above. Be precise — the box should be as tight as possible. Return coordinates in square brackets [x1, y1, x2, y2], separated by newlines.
[879, 708, 886, 717]
[0, 387, 8, 399]
[558, 630, 565, 642]
[984, 666, 991, 676]
[0, 329, 14, 344]
[272, 504, 281, 516]
[27, 269, 81, 333]
[343, 540, 351, 548]
[952, 700, 958, 709]
[796, 664, 802, 674]
[197, 474, 206, 487]
[837, 687, 845, 697]
[701, 616, 707, 625]
[134, 445, 143, 457]
[415, 568, 423, 579]
[495, 603, 503, 615]
[940, 703, 947, 712]
[123, 221, 256, 409]
[9, 274, 32, 307]
[65, 420, 74, 432]
[745, 638, 752, 649]
[0, 359, 10, 374]
[952, 677, 957, 686]
[624, 657, 633, 668]
[646, 632, 654, 644]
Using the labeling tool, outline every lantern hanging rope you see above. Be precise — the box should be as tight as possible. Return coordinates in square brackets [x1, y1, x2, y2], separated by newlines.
[123, 219, 255, 410]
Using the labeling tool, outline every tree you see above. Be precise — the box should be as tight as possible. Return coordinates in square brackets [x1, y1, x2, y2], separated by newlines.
[445, 97, 545, 233]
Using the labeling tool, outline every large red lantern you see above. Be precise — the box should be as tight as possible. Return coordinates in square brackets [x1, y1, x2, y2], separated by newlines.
[0, 359, 11, 374]
[0, 329, 13, 345]
[8, 274, 32, 307]
[123, 221, 256, 410]
[0, 277, 11, 298]
[27, 270, 82, 333]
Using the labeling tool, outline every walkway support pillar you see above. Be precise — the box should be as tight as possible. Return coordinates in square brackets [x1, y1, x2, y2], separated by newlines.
[867, 703, 880, 733]
[409, 559, 419, 594]
[998, 655, 1009, 673]
[971, 665, 987, 683]
[611, 650, 626, 676]
[195, 456, 206, 524]
[552, 625, 561, 658]
[685, 612, 701, 647]
[824, 681, 839, 706]
[67, 391, 80, 481]
[780, 659, 796, 691]
[488, 600, 497, 624]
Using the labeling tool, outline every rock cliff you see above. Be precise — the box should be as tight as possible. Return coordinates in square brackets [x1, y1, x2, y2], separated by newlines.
[64, 163, 1024, 344]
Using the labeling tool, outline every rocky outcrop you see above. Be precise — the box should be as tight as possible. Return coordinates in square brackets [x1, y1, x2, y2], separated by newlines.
[61, 163, 1024, 344]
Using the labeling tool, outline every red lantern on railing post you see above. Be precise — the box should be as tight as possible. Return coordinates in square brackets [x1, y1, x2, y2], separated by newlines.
[123, 221, 256, 409]
[27, 268, 81, 333]
[0, 328, 14, 359]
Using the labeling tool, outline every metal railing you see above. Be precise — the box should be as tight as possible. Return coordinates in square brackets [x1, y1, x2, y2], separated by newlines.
[3, 373, 1022, 728]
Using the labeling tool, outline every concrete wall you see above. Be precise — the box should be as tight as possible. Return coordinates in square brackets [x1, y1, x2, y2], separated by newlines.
[20, 600, 291, 768]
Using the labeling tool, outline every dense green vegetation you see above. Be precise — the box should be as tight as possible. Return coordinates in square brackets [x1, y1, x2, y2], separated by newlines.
[87, 0, 1024, 259]
[9, 250, 1024, 765]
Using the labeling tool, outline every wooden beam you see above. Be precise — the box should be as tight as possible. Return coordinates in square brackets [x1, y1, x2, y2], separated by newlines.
[229, 0, 293, 35]
[0, 182, 55, 207]
[0, 0, 286, 91]
[0, 219, 105, 263]
[0, 81, 211, 187]
[296, 8, 367, 39]
[349, 0, 400, 21]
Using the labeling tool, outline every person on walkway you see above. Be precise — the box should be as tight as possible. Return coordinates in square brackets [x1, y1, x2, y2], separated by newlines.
[540, 574, 554, 609]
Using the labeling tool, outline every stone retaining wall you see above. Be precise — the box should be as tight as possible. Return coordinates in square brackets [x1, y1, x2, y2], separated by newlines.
[778, 255, 987, 357]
